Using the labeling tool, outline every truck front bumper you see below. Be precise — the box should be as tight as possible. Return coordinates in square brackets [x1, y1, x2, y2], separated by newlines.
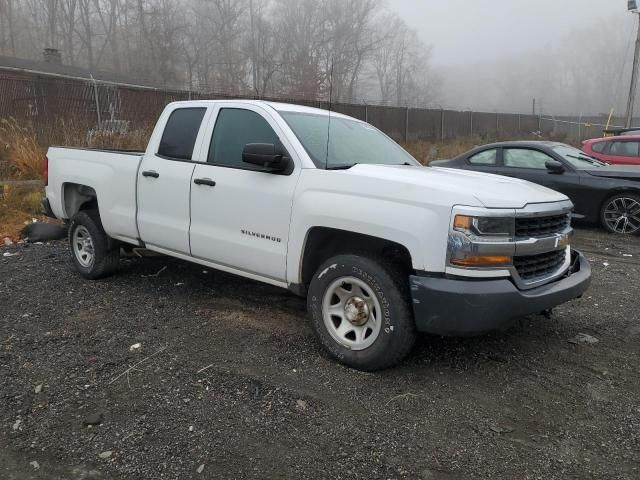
[410, 249, 591, 336]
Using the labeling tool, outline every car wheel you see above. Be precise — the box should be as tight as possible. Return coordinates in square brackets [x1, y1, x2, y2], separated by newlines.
[68, 210, 120, 279]
[307, 254, 416, 371]
[600, 193, 640, 235]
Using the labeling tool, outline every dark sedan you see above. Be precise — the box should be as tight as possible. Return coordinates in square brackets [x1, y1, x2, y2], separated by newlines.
[431, 141, 640, 235]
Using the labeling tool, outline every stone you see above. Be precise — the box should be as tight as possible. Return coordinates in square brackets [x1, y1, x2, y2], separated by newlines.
[568, 333, 599, 345]
[83, 412, 104, 426]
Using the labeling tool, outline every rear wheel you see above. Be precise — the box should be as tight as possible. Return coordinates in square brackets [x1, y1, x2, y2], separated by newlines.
[600, 193, 640, 235]
[307, 254, 416, 371]
[68, 210, 120, 279]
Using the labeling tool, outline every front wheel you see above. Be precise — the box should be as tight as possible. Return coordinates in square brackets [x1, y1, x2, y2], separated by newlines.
[68, 210, 120, 279]
[307, 254, 416, 371]
[600, 193, 640, 235]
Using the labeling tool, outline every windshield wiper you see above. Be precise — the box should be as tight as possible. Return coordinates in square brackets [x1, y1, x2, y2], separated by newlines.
[565, 153, 605, 166]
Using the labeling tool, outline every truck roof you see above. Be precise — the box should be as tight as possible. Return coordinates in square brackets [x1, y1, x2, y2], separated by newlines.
[167, 99, 355, 121]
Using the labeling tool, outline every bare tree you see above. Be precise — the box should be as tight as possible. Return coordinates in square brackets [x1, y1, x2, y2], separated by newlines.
[0, 0, 17, 56]
[1, 0, 440, 107]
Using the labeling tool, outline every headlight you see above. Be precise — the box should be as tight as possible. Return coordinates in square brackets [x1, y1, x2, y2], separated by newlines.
[448, 212, 515, 269]
[453, 215, 513, 237]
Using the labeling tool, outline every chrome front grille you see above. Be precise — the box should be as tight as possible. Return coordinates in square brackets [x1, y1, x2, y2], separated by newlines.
[514, 249, 567, 281]
[515, 214, 570, 238]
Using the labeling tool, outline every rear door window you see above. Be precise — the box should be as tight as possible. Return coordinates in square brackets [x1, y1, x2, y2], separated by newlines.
[468, 149, 498, 165]
[158, 108, 207, 160]
[608, 141, 640, 157]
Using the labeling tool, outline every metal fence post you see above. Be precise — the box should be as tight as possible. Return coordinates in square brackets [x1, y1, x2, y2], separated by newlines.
[577, 113, 582, 140]
[496, 112, 499, 134]
[364, 103, 368, 123]
[440, 108, 445, 141]
[470, 110, 473, 137]
[90, 74, 101, 128]
[405, 106, 409, 143]
[518, 114, 521, 133]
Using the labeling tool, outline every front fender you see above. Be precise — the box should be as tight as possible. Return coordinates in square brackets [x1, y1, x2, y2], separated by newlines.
[286, 189, 448, 285]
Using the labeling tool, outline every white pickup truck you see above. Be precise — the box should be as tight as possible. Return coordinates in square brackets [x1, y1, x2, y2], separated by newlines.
[43, 100, 591, 370]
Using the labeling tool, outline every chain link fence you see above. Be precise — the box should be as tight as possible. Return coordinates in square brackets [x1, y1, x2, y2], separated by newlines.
[1, 73, 619, 148]
[539, 115, 640, 141]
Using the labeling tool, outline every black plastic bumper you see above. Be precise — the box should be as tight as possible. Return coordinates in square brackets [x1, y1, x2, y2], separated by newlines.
[41, 197, 56, 219]
[410, 250, 591, 336]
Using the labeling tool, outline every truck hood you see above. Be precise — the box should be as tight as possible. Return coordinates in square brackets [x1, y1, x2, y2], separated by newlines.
[583, 165, 640, 180]
[345, 164, 567, 208]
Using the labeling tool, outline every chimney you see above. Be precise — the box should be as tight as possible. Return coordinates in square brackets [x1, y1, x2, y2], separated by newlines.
[43, 48, 62, 65]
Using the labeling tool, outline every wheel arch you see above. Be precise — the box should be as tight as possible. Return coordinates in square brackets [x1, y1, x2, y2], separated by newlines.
[297, 227, 414, 293]
[62, 182, 98, 219]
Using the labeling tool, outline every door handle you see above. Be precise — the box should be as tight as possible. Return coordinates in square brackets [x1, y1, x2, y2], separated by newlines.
[194, 178, 216, 187]
[142, 170, 159, 178]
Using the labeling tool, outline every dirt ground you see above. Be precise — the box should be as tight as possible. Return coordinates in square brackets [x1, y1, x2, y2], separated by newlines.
[1, 227, 639, 480]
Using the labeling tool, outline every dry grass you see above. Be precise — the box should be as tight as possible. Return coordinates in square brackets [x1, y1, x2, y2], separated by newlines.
[0, 184, 47, 240]
[0, 118, 46, 179]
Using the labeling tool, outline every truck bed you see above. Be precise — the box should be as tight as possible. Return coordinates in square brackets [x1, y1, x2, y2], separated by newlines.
[46, 146, 144, 244]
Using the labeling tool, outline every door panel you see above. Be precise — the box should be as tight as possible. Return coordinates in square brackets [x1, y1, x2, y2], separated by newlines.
[137, 156, 195, 254]
[190, 165, 298, 281]
[540, 171, 586, 215]
[136, 106, 208, 254]
[189, 106, 300, 282]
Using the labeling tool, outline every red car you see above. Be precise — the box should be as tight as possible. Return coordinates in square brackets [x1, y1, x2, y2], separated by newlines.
[582, 135, 640, 165]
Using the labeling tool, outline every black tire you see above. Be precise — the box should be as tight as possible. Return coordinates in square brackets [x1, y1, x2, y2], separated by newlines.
[307, 254, 416, 371]
[68, 210, 120, 279]
[600, 193, 640, 235]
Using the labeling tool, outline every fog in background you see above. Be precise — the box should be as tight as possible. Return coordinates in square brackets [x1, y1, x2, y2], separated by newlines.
[0, 0, 637, 116]
[392, 0, 638, 115]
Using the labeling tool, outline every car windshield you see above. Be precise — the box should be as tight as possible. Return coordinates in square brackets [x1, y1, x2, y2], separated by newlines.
[279, 111, 420, 169]
[551, 144, 607, 168]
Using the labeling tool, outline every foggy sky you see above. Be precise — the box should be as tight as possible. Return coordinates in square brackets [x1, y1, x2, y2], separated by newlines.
[391, 0, 634, 66]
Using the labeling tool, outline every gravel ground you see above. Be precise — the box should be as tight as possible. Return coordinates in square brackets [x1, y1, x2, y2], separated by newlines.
[1, 228, 639, 480]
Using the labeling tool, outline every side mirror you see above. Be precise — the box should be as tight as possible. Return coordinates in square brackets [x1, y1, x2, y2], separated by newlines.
[242, 143, 290, 172]
[545, 159, 565, 174]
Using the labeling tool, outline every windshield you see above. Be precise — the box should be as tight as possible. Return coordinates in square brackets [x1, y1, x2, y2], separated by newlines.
[551, 144, 607, 168]
[280, 111, 420, 169]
